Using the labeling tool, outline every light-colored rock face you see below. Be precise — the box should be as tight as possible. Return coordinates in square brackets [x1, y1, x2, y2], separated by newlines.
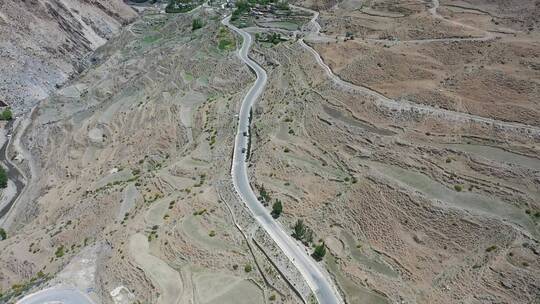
[0, 0, 137, 113]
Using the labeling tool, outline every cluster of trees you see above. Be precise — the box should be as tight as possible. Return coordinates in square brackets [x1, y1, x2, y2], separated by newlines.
[256, 32, 284, 44]
[257, 184, 283, 218]
[165, 0, 197, 13]
[231, 0, 251, 20]
[292, 219, 326, 260]
[292, 219, 313, 245]
[267, 33, 283, 44]
[257, 185, 326, 261]
[231, 0, 289, 21]
[257, 184, 271, 205]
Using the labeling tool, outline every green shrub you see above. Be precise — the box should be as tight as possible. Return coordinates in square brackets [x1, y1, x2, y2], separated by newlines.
[454, 184, 463, 192]
[312, 242, 326, 261]
[244, 264, 252, 273]
[192, 18, 204, 31]
[55, 245, 65, 258]
[218, 39, 234, 50]
[257, 184, 271, 203]
[0, 108, 12, 121]
[0, 228, 6, 240]
[193, 208, 207, 216]
[485, 245, 497, 252]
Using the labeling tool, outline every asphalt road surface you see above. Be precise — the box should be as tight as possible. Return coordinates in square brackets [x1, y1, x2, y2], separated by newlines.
[223, 16, 343, 304]
[17, 287, 93, 304]
[0, 120, 25, 219]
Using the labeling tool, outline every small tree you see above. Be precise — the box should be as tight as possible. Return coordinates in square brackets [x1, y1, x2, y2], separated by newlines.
[271, 199, 282, 218]
[276, 0, 289, 10]
[192, 18, 203, 31]
[258, 184, 270, 204]
[312, 242, 326, 261]
[55, 245, 65, 258]
[0, 228, 6, 240]
[303, 228, 313, 245]
[0, 108, 12, 121]
[292, 219, 306, 240]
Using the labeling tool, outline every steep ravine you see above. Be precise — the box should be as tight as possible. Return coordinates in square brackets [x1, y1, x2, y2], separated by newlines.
[0, 0, 138, 113]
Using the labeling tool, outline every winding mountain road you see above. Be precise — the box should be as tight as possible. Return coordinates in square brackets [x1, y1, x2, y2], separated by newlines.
[13, 2, 533, 304]
[223, 16, 343, 304]
[0, 121, 25, 220]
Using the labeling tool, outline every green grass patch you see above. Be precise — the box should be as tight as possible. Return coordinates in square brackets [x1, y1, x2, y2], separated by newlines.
[142, 35, 161, 44]
[218, 39, 234, 50]
[217, 27, 235, 51]
[192, 18, 204, 31]
[0, 108, 12, 121]
[54, 245, 65, 258]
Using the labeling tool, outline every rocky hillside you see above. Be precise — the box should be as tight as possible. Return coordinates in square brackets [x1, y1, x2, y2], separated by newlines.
[0, 0, 137, 113]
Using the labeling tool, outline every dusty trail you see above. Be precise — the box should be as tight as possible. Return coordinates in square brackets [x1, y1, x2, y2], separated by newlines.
[299, 38, 540, 134]
[429, 0, 492, 37]
[291, 5, 540, 135]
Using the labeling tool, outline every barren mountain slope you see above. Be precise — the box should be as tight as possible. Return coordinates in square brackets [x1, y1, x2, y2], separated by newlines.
[0, 0, 137, 112]
[0, 9, 293, 304]
[0, 0, 538, 303]
[308, 0, 540, 125]
[247, 31, 540, 303]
